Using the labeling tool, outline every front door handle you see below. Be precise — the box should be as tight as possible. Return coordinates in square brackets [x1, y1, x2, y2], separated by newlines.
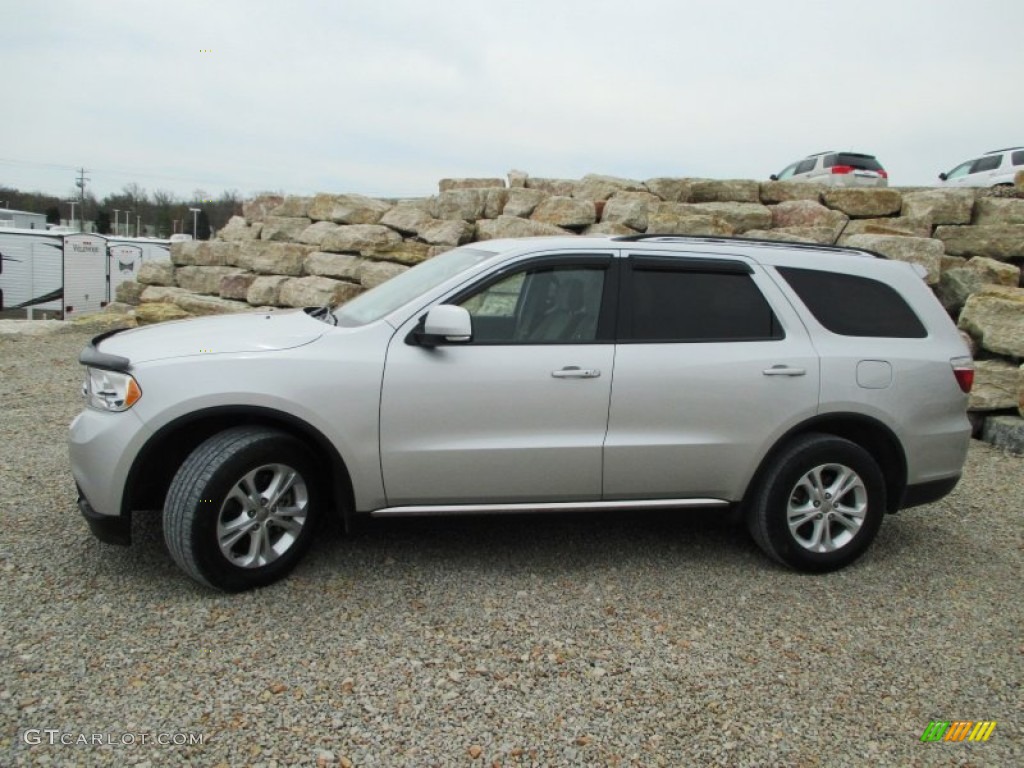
[552, 366, 601, 379]
[763, 365, 806, 377]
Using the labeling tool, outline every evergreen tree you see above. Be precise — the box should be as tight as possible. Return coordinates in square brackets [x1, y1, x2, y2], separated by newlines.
[95, 210, 112, 235]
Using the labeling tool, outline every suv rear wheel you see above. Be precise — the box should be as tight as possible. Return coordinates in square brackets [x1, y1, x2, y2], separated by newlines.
[164, 426, 323, 591]
[747, 434, 885, 572]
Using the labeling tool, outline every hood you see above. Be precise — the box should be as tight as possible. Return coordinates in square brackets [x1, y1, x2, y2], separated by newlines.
[92, 309, 326, 365]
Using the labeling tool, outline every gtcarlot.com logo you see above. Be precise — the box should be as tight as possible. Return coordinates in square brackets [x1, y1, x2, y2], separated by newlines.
[920, 720, 996, 742]
[23, 729, 205, 746]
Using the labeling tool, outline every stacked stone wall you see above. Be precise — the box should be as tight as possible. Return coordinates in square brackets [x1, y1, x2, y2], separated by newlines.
[111, 171, 1024, 450]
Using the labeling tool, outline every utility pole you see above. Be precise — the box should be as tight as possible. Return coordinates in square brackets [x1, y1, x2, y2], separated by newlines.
[75, 167, 90, 232]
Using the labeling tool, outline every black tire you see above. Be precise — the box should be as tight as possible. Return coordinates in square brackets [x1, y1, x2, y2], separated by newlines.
[747, 433, 886, 573]
[164, 426, 323, 591]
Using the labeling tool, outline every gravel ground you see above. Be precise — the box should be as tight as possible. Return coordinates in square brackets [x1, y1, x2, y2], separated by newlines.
[1, 325, 1021, 767]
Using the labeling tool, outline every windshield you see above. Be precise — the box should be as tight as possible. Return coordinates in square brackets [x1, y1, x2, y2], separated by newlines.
[333, 246, 497, 327]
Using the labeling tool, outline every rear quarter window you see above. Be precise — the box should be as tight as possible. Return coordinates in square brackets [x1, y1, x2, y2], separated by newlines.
[776, 267, 927, 338]
[1011, 150, 1024, 166]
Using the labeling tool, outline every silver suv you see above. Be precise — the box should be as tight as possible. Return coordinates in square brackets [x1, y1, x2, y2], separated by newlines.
[937, 146, 1024, 187]
[771, 151, 889, 187]
[70, 235, 973, 591]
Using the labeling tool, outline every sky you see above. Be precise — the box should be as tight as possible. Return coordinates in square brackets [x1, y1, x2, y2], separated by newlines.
[1, 0, 1022, 203]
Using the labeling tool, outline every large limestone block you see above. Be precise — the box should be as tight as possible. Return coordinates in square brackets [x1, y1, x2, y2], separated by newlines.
[358, 260, 409, 289]
[139, 285, 191, 304]
[269, 196, 312, 217]
[771, 200, 848, 231]
[572, 174, 645, 201]
[602, 192, 660, 230]
[379, 205, 434, 236]
[530, 196, 596, 229]
[438, 178, 506, 192]
[687, 179, 760, 204]
[969, 359, 1021, 411]
[305, 252, 367, 281]
[242, 195, 284, 223]
[841, 234, 943, 284]
[175, 266, 245, 296]
[321, 225, 402, 254]
[503, 188, 548, 218]
[434, 189, 487, 221]
[419, 219, 474, 247]
[235, 242, 315, 276]
[476, 216, 569, 240]
[507, 169, 528, 188]
[170, 240, 197, 266]
[680, 202, 771, 233]
[137, 260, 175, 286]
[900, 189, 974, 225]
[936, 257, 1021, 311]
[839, 216, 932, 240]
[298, 221, 342, 246]
[279, 276, 362, 308]
[173, 294, 251, 316]
[524, 177, 579, 196]
[115, 281, 146, 305]
[973, 197, 1024, 225]
[644, 177, 693, 203]
[308, 193, 391, 224]
[219, 272, 258, 301]
[821, 188, 903, 218]
[981, 415, 1024, 455]
[1020, 364, 1024, 417]
[364, 240, 432, 266]
[583, 222, 637, 236]
[170, 241, 237, 267]
[958, 286, 1024, 357]
[219, 216, 263, 242]
[646, 206, 733, 236]
[759, 181, 825, 204]
[260, 216, 313, 242]
[246, 276, 291, 305]
[1017, 170, 1024, 190]
[135, 302, 191, 325]
[934, 224, 1024, 260]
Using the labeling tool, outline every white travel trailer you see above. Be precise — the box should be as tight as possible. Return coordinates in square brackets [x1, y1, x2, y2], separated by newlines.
[0, 230, 171, 318]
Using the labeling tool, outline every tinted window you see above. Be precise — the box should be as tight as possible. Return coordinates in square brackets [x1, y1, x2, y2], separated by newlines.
[625, 266, 782, 342]
[971, 155, 1001, 173]
[1011, 150, 1024, 166]
[795, 158, 817, 174]
[777, 267, 926, 338]
[834, 153, 883, 171]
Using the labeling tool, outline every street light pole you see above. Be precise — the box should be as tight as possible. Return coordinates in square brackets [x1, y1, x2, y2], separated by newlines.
[114, 209, 120, 237]
[66, 200, 78, 230]
[189, 207, 201, 239]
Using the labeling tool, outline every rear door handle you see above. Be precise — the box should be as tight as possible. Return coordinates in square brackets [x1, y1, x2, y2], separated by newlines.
[552, 366, 601, 379]
[763, 365, 806, 377]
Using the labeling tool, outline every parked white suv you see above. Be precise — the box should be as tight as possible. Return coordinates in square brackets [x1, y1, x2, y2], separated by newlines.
[771, 151, 889, 187]
[937, 147, 1024, 187]
[70, 235, 973, 591]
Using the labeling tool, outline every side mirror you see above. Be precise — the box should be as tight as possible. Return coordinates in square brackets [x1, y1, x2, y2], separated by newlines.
[416, 305, 472, 347]
[938, 172, 948, 181]
[769, 174, 779, 181]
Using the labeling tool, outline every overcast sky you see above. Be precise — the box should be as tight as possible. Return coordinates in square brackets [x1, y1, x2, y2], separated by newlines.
[2, 0, 1021, 203]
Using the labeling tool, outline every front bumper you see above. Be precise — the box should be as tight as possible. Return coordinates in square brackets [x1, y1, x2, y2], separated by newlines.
[78, 490, 132, 545]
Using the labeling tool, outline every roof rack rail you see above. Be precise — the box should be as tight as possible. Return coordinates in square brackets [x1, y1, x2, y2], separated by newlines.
[985, 146, 1023, 154]
[611, 233, 886, 259]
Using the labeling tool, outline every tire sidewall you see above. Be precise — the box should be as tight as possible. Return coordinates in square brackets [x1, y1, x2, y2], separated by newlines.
[758, 437, 886, 572]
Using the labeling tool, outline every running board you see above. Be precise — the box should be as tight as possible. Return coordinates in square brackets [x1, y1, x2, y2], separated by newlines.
[370, 498, 730, 517]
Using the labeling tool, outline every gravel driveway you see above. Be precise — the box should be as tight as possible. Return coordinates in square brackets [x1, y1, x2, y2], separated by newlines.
[1, 326, 1021, 767]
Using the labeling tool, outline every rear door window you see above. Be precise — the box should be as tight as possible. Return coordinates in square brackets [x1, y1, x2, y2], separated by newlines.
[621, 258, 783, 342]
[777, 267, 926, 338]
[970, 155, 1001, 173]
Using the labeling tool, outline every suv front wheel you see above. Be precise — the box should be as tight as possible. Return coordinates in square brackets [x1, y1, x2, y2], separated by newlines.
[163, 426, 323, 591]
[747, 434, 886, 572]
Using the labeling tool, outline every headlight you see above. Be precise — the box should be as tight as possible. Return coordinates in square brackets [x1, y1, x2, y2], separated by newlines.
[82, 368, 142, 411]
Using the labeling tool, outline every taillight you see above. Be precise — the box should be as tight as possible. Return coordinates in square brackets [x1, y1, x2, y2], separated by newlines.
[950, 356, 974, 393]
[877, 170, 888, 179]
[831, 165, 854, 174]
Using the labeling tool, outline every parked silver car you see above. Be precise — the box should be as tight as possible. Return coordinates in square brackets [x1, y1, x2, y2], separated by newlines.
[937, 146, 1024, 187]
[771, 151, 889, 187]
[70, 235, 972, 591]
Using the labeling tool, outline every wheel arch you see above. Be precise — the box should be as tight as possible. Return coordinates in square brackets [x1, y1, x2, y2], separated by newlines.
[122, 405, 355, 525]
[745, 414, 907, 513]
